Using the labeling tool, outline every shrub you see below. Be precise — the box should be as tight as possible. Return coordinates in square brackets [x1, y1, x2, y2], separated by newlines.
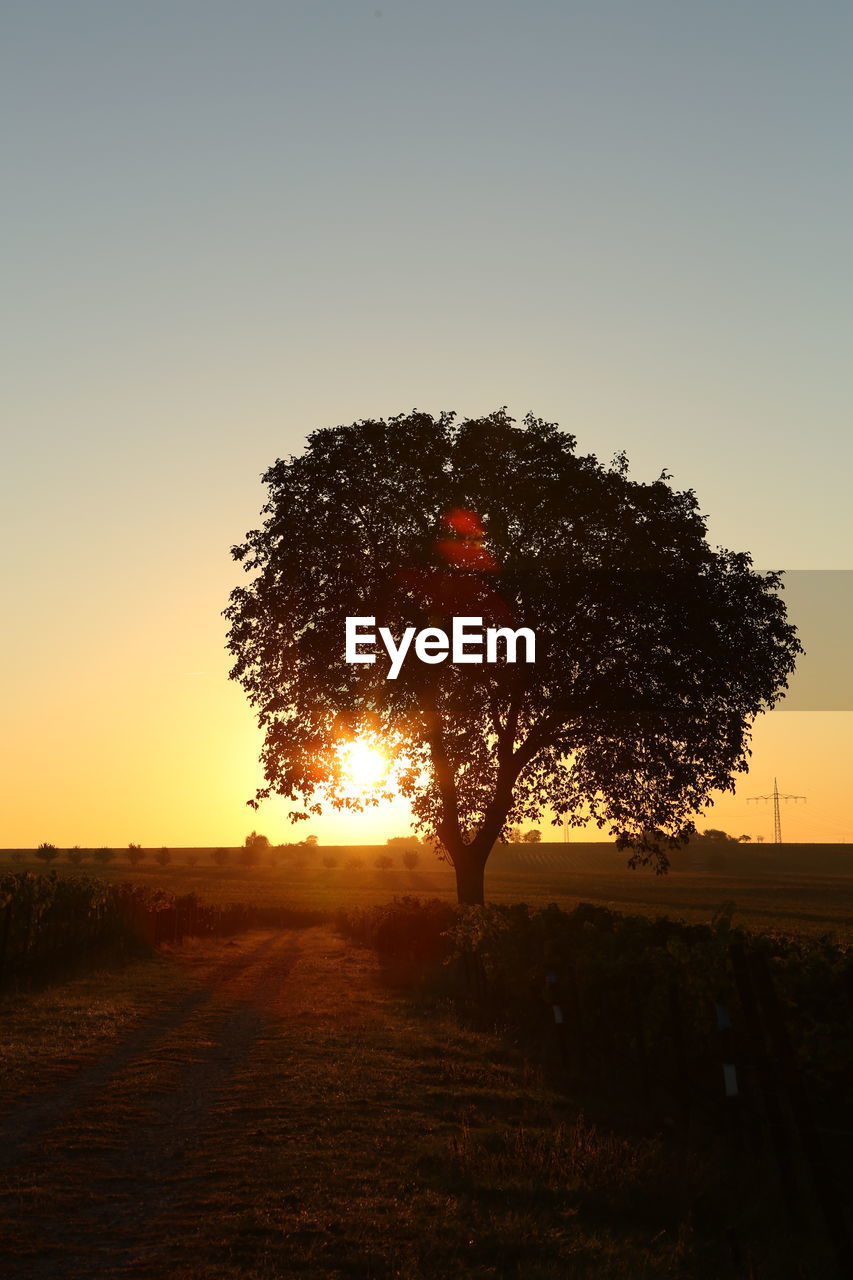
[125, 844, 145, 867]
[338, 897, 456, 976]
[402, 850, 419, 870]
[35, 843, 59, 865]
[155, 848, 171, 867]
[93, 848, 115, 865]
[66, 846, 86, 865]
[374, 854, 394, 870]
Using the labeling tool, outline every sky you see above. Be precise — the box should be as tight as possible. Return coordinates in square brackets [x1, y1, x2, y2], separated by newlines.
[2, 1, 852, 848]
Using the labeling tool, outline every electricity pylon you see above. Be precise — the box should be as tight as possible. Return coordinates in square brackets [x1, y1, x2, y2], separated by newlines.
[747, 777, 806, 844]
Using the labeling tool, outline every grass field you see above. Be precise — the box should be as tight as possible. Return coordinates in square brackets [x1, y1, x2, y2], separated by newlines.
[5, 841, 853, 941]
[0, 926, 815, 1279]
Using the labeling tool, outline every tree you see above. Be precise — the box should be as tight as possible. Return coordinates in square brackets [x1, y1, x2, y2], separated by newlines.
[245, 831, 270, 852]
[66, 846, 86, 865]
[402, 850, 419, 870]
[125, 844, 145, 868]
[35, 842, 59, 865]
[225, 410, 800, 905]
[93, 848, 115, 865]
[155, 847, 171, 867]
[523, 828, 542, 843]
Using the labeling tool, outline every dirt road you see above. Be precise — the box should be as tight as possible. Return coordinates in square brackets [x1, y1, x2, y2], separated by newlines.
[0, 927, 737, 1279]
[0, 928, 542, 1279]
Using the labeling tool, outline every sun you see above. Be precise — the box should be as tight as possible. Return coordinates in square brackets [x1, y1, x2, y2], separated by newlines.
[338, 739, 391, 794]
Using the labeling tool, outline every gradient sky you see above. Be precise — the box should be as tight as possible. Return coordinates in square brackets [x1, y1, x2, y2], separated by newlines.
[3, 1, 852, 848]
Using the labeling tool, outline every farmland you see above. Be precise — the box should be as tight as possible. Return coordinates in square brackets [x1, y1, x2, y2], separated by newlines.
[4, 841, 853, 941]
[1, 846, 851, 1277]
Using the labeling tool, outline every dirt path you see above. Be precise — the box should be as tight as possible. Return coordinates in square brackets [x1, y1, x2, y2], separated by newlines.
[0, 927, 725, 1280]
[1, 928, 528, 1279]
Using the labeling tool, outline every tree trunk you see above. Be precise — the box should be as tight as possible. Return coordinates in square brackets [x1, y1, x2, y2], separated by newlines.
[452, 848, 487, 906]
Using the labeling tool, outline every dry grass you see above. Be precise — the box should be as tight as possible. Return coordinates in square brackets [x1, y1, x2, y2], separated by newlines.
[0, 925, 794, 1279]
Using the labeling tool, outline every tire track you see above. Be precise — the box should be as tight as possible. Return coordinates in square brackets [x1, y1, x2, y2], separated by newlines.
[0, 930, 286, 1172]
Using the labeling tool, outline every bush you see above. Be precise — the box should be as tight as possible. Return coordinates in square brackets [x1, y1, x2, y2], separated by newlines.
[374, 854, 394, 870]
[35, 843, 59, 865]
[155, 848, 171, 867]
[402, 850, 419, 870]
[125, 844, 145, 867]
[93, 848, 115, 865]
[338, 897, 456, 977]
[66, 846, 86, 866]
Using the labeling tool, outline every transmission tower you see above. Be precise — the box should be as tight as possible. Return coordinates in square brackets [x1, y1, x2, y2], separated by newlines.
[747, 777, 806, 844]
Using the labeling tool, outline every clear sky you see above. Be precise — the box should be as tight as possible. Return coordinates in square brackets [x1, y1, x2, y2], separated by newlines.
[3, 1, 852, 847]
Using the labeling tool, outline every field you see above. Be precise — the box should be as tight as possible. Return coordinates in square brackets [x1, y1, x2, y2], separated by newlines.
[2, 845, 851, 1277]
[5, 841, 853, 941]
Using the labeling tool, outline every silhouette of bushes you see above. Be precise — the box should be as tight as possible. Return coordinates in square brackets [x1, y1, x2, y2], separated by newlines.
[0, 872, 328, 990]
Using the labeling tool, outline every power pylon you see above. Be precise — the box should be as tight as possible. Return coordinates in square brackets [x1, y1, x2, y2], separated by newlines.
[747, 777, 806, 844]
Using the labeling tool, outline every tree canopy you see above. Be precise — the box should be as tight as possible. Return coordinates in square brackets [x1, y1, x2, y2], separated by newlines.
[225, 410, 801, 903]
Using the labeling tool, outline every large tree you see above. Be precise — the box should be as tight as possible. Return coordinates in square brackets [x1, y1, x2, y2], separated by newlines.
[225, 410, 800, 904]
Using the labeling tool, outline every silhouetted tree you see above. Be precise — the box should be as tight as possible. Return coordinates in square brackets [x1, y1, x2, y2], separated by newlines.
[66, 846, 86, 865]
[523, 828, 542, 843]
[93, 848, 115, 865]
[402, 850, 419, 870]
[155, 847, 171, 866]
[125, 844, 145, 867]
[35, 842, 59, 865]
[226, 410, 800, 904]
[245, 831, 270, 852]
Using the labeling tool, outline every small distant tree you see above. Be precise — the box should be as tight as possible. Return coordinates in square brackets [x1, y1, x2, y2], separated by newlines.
[402, 850, 419, 870]
[322, 855, 338, 869]
[35, 842, 59, 865]
[738, 834, 751, 843]
[126, 843, 145, 867]
[212, 848, 230, 866]
[345, 855, 364, 869]
[375, 854, 394, 870]
[93, 848, 115, 865]
[508, 828, 523, 843]
[303, 834, 319, 847]
[66, 846, 86, 865]
[186, 852, 199, 867]
[523, 829, 542, 843]
[155, 847, 171, 867]
[245, 831, 270, 852]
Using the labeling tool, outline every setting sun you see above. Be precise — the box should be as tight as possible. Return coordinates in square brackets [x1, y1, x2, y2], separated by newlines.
[338, 739, 391, 794]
